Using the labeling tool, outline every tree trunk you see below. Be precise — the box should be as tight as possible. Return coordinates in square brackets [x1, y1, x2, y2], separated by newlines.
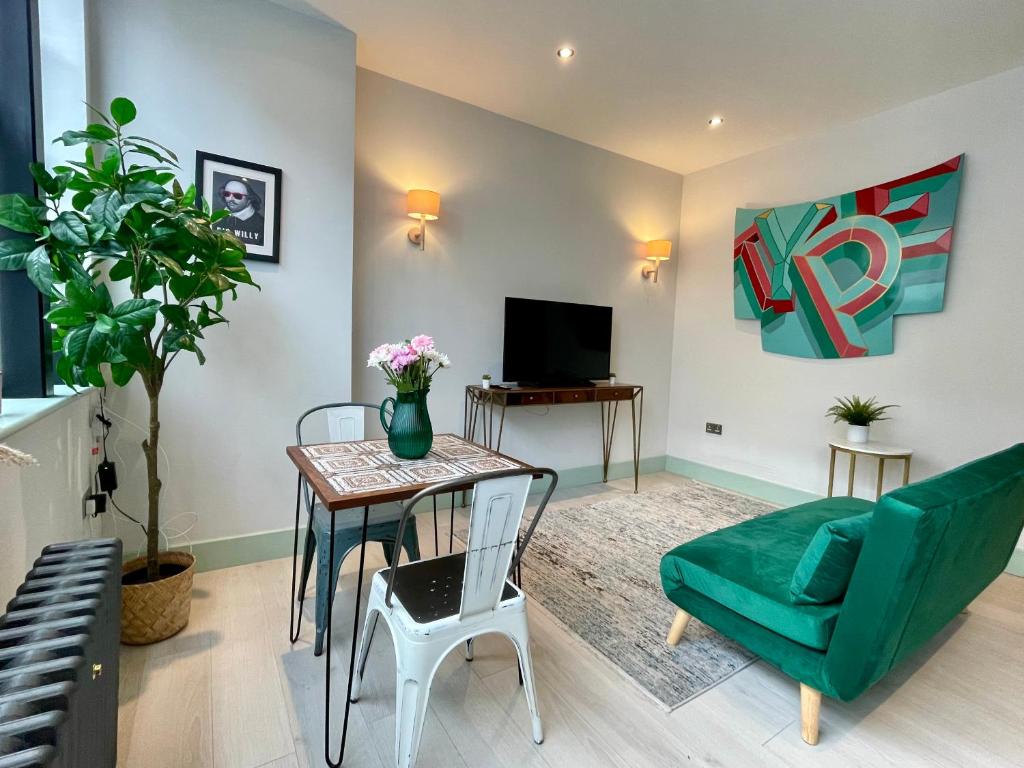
[142, 382, 162, 582]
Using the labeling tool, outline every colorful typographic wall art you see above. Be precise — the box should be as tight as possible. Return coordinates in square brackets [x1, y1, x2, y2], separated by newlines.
[733, 155, 964, 358]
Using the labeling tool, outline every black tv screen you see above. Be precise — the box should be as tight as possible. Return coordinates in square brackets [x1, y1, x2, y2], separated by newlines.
[502, 298, 612, 385]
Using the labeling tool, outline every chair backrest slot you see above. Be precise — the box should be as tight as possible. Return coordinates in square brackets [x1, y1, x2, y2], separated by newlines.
[295, 401, 380, 516]
[460, 476, 531, 620]
[327, 406, 364, 443]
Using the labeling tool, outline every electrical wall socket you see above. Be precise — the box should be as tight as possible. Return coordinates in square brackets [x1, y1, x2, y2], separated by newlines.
[705, 422, 723, 435]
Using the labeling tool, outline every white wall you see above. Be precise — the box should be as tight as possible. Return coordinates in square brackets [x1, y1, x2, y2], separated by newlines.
[353, 70, 683, 473]
[0, 394, 99, 599]
[668, 66, 1024, 505]
[87, 0, 356, 546]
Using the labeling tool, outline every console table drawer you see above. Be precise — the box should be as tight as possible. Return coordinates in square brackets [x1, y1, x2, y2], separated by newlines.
[554, 390, 595, 404]
[506, 391, 553, 406]
[596, 387, 634, 401]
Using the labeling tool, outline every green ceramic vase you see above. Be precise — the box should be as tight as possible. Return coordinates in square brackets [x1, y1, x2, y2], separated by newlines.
[380, 388, 433, 459]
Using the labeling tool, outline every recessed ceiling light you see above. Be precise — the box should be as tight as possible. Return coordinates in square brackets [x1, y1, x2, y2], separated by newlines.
[707, 115, 725, 128]
[556, 46, 575, 60]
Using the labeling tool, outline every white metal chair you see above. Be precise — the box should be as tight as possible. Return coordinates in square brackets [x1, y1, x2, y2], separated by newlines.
[350, 467, 558, 768]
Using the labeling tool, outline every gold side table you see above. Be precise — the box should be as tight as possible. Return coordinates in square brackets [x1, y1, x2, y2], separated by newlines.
[827, 440, 913, 500]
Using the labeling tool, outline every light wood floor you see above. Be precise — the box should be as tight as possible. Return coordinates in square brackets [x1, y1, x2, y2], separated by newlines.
[117, 473, 1024, 768]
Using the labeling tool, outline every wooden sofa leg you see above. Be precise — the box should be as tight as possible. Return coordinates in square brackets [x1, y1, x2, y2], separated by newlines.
[666, 609, 691, 646]
[800, 684, 822, 745]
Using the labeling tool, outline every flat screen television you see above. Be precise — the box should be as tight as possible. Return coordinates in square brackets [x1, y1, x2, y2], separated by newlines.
[502, 297, 612, 386]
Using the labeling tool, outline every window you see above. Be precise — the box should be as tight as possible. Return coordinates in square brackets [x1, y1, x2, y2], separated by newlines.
[0, 0, 86, 398]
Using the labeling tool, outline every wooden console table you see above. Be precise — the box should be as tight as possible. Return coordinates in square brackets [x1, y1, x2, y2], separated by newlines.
[464, 383, 644, 492]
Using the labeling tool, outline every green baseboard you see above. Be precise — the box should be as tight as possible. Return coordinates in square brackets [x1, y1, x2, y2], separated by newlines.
[177, 455, 668, 573]
[665, 455, 820, 507]
[1007, 549, 1024, 578]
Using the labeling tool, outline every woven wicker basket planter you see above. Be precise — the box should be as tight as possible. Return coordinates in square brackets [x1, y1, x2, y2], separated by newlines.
[121, 551, 195, 645]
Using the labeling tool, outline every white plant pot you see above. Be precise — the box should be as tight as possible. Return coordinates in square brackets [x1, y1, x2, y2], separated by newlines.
[846, 424, 870, 444]
[481, 380, 491, 390]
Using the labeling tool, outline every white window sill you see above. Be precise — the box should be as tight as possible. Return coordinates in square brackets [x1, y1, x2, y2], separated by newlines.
[0, 386, 93, 441]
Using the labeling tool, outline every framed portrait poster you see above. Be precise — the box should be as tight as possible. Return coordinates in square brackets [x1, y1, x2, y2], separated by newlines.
[195, 151, 282, 263]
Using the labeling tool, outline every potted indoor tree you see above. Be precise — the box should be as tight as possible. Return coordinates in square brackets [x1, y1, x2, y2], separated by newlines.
[825, 395, 897, 444]
[0, 98, 258, 644]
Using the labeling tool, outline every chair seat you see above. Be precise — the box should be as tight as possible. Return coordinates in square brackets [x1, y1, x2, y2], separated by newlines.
[380, 552, 519, 624]
[311, 501, 406, 533]
[660, 496, 873, 650]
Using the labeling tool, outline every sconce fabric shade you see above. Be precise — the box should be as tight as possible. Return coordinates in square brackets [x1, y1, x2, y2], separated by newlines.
[646, 239, 672, 261]
[407, 189, 440, 220]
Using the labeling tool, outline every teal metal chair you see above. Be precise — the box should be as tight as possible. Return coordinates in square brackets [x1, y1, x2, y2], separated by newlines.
[295, 402, 421, 656]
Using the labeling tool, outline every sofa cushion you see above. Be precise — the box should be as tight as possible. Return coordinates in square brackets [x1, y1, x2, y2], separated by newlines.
[789, 513, 872, 605]
[660, 496, 874, 650]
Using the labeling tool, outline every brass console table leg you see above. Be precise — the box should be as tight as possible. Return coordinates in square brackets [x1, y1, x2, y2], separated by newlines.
[600, 400, 619, 483]
[847, 453, 857, 496]
[875, 457, 886, 500]
[902, 456, 911, 486]
[631, 387, 643, 494]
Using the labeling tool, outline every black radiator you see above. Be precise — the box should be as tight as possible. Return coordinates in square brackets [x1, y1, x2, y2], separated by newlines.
[0, 539, 121, 768]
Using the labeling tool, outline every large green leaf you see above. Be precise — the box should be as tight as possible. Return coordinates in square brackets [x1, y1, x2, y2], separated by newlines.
[124, 180, 167, 205]
[159, 305, 189, 325]
[29, 163, 59, 195]
[110, 298, 159, 330]
[86, 123, 117, 141]
[0, 194, 46, 234]
[110, 97, 137, 126]
[50, 212, 90, 247]
[151, 251, 185, 276]
[56, 130, 99, 146]
[111, 328, 151, 368]
[126, 135, 179, 163]
[100, 148, 121, 178]
[87, 190, 126, 231]
[45, 305, 87, 327]
[110, 362, 136, 386]
[25, 246, 55, 296]
[94, 281, 114, 312]
[126, 142, 177, 166]
[66, 277, 99, 312]
[56, 354, 75, 387]
[93, 313, 117, 334]
[64, 324, 91, 362]
[82, 366, 105, 387]
[107, 258, 134, 281]
[0, 238, 35, 270]
[82, 320, 114, 366]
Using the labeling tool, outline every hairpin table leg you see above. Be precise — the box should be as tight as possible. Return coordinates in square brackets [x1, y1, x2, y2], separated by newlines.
[288, 473, 305, 643]
[324, 505, 370, 767]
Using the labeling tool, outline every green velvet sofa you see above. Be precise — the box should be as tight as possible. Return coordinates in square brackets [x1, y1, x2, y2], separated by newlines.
[660, 444, 1024, 745]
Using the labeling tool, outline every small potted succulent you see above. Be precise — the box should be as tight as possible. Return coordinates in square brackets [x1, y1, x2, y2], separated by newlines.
[481, 374, 492, 390]
[826, 395, 897, 444]
[608, 371, 617, 385]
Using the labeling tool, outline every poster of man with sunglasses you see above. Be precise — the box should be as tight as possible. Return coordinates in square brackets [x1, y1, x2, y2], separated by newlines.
[196, 151, 283, 263]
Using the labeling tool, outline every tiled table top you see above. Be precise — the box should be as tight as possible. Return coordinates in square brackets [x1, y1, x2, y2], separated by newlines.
[287, 433, 530, 511]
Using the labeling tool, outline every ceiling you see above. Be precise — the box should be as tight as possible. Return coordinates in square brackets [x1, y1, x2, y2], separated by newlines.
[284, 0, 1024, 175]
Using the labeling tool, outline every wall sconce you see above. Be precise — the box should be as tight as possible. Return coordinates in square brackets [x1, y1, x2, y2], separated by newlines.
[407, 189, 440, 250]
[642, 240, 671, 283]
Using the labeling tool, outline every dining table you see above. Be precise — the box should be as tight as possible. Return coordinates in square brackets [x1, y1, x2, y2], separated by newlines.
[285, 432, 533, 767]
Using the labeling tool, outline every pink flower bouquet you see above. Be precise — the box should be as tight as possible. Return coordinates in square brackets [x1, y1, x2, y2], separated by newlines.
[367, 335, 451, 393]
